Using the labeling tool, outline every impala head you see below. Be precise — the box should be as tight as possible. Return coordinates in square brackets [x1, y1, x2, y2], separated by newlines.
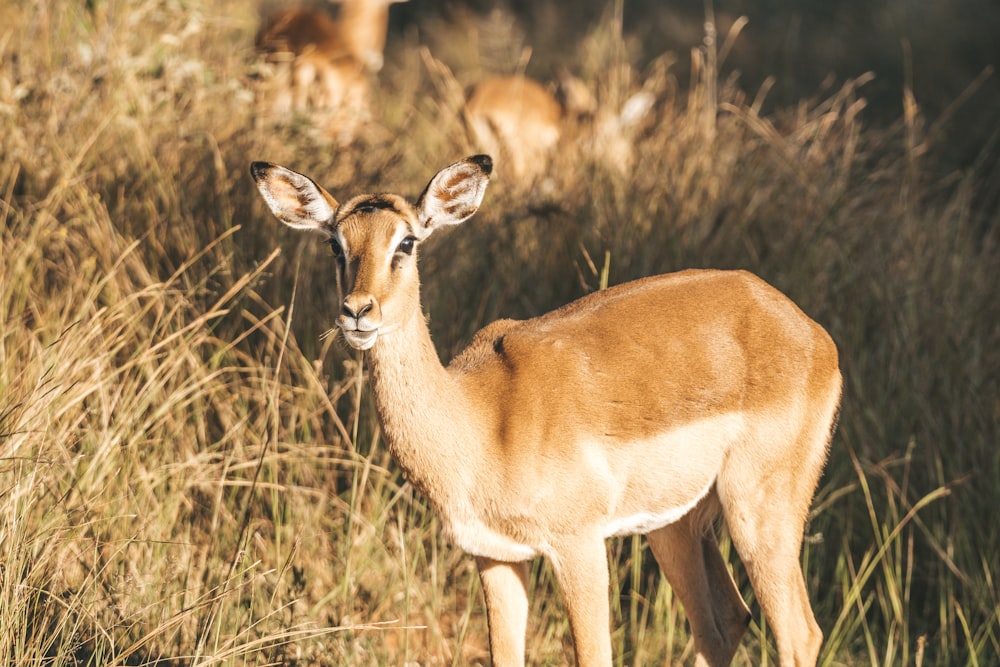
[250, 155, 492, 350]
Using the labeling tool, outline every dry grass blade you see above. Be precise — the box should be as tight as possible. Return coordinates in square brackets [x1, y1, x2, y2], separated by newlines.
[0, 0, 997, 664]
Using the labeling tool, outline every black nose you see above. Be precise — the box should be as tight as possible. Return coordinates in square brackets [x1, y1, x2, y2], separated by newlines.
[342, 300, 373, 320]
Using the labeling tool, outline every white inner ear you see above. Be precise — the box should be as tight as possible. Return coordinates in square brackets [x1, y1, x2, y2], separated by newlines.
[288, 170, 336, 230]
[260, 166, 337, 231]
[298, 191, 336, 229]
[417, 164, 489, 235]
[417, 193, 451, 236]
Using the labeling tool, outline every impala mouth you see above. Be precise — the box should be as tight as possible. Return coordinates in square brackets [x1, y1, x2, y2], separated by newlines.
[341, 328, 378, 351]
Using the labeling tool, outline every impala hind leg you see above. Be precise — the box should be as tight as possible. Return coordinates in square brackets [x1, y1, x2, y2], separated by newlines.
[647, 512, 750, 667]
[720, 459, 826, 664]
[476, 557, 530, 667]
[724, 510, 821, 666]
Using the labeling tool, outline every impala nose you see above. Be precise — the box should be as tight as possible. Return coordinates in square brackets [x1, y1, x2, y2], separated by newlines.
[342, 298, 373, 321]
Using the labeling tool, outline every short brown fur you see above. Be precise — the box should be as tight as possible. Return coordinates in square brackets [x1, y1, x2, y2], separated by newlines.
[465, 76, 565, 180]
[250, 155, 842, 666]
[254, 1, 406, 142]
[464, 72, 655, 180]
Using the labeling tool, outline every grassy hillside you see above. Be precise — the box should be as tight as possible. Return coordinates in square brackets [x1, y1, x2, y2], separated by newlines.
[1, 0, 997, 664]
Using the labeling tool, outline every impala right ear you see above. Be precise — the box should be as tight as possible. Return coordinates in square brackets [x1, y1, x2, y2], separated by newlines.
[249, 161, 339, 233]
[414, 155, 492, 238]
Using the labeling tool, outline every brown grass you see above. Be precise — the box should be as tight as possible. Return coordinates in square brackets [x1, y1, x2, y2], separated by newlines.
[1, 0, 997, 664]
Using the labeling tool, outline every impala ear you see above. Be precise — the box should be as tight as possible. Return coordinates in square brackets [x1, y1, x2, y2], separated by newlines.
[414, 155, 492, 237]
[249, 161, 339, 233]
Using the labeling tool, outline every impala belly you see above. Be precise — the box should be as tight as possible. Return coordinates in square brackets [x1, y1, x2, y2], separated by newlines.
[590, 413, 746, 538]
[602, 477, 715, 537]
[442, 513, 540, 561]
[440, 413, 747, 560]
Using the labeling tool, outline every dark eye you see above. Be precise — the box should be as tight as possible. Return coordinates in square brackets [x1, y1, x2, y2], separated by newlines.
[397, 236, 417, 256]
[327, 237, 344, 259]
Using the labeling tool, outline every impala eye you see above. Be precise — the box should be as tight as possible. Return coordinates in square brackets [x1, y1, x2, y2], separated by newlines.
[397, 236, 417, 256]
[327, 237, 344, 259]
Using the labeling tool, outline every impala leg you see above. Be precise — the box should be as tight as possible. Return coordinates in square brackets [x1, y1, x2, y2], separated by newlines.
[721, 465, 824, 665]
[319, 67, 340, 111]
[699, 529, 753, 652]
[647, 514, 750, 667]
[476, 557, 530, 667]
[270, 61, 294, 116]
[292, 60, 315, 111]
[726, 517, 821, 666]
[549, 536, 613, 667]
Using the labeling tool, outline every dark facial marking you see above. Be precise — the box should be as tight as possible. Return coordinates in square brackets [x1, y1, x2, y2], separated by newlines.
[342, 194, 405, 218]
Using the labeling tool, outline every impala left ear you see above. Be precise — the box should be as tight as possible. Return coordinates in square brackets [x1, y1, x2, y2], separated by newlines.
[249, 161, 339, 234]
[414, 155, 492, 238]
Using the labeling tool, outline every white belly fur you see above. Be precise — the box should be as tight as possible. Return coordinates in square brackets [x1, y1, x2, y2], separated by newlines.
[443, 515, 540, 561]
[445, 477, 715, 560]
[444, 413, 740, 559]
[602, 477, 715, 538]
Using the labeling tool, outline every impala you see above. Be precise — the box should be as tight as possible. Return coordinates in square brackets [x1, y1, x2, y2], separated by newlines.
[464, 75, 564, 181]
[465, 71, 655, 181]
[254, 0, 406, 141]
[249, 154, 842, 666]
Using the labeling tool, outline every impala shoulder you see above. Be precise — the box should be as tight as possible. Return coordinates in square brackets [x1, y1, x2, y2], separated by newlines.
[448, 318, 525, 372]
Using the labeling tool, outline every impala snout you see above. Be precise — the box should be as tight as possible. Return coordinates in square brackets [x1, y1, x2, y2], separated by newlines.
[341, 296, 373, 320]
[339, 293, 381, 350]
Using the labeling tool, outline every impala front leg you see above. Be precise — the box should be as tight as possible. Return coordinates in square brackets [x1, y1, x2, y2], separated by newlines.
[476, 556, 530, 667]
[550, 535, 613, 667]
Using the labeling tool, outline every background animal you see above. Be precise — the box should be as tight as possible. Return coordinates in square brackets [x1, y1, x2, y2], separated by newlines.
[464, 70, 656, 182]
[254, 0, 407, 142]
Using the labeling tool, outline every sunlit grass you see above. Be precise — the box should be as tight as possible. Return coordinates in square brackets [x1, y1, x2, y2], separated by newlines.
[1, 0, 997, 664]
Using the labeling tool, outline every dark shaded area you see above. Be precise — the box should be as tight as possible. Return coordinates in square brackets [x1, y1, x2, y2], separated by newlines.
[391, 0, 1000, 208]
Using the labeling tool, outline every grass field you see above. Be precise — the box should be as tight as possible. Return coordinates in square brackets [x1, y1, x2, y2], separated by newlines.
[1, 0, 998, 664]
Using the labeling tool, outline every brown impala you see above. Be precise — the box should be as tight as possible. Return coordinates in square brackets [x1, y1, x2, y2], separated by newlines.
[250, 154, 841, 666]
[255, 0, 406, 141]
[465, 72, 655, 181]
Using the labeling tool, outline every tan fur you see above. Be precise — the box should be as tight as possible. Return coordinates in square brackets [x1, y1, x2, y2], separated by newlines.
[465, 76, 564, 181]
[254, 1, 406, 142]
[465, 72, 655, 181]
[250, 155, 842, 666]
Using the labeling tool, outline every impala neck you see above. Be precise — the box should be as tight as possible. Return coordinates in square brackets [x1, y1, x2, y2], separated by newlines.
[364, 306, 477, 506]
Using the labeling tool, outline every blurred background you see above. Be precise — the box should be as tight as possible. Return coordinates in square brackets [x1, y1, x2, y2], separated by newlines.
[0, 0, 997, 664]
[391, 0, 1000, 179]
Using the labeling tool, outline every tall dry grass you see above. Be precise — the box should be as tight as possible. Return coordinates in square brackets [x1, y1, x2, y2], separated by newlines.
[1, 0, 997, 664]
